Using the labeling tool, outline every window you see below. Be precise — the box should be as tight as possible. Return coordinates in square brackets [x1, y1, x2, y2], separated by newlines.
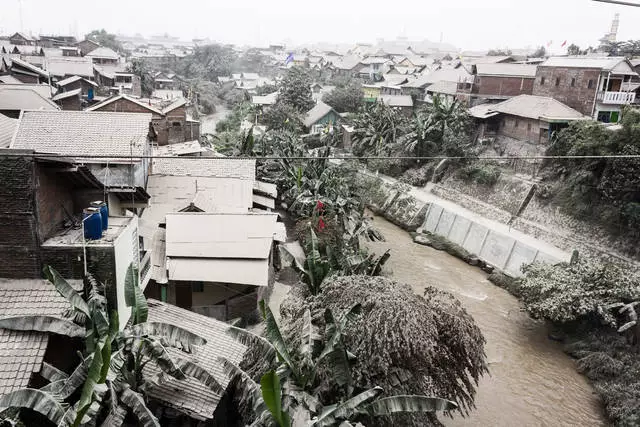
[571, 78, 576, 87]
[527, 123, 532, 132]
[555, 77, 560, 86]
[588, 79, 594, 89]
[540, 77, 545, 85]
[192, 282, 204, 292]
[515, 119, 519, 128]
[172, 121, 181, 127]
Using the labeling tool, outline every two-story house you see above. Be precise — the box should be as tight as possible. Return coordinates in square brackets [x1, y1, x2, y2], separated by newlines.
[532, 57, 639, 123]
[459, 63, 537, 106]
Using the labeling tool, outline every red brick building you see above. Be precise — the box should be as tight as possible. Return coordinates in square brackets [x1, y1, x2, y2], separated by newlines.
[532, 57, 639, 123]
[461, 63, 537, 106]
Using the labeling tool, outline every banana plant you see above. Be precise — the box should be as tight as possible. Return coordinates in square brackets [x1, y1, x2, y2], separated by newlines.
[0, 264, 222, 427]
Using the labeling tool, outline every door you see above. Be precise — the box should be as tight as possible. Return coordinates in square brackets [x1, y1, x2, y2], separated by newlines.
[175, 283, 193, 310]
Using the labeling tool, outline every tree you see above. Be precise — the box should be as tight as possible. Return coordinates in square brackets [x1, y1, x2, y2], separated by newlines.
[279, 275, 488, 426]
[600, 40, 626, 56]
[223, 301, 457, 426]
[126, 58, 154, 97]
[530, 45, 546, 58]
[322, 80, 364, 113]
[261, 102, 304, 132]
[179, 44, 237, 81]
[0, 265, 221, 426]
[85, 29, 122, 53]
[401, 95, 471, 159]
[278, 67, 315, 113]
[567, 43, 582, 56]
[351, 102, 408, 156]
[487, 48, 512, 56]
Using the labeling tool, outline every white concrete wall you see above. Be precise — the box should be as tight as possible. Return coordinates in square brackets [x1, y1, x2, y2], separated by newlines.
[112, 215, 139, 328]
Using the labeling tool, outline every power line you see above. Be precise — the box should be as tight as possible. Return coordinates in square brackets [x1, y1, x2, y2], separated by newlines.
[3, 153, 640, 161]
[592, 0, 640, 6]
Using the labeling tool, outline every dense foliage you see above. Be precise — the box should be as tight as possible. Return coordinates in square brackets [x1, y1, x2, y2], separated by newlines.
[126, 58, 154, 97]
[322, 79, 364, 113]
[277, 67, 315, 113]
[179, 44, 237, 81]
[279, 276, 487, 426]
[351, 102, 407, 157]
[543, 109, 640, 251]
[261, 102, 304, 132]
[85, 29, 122, 53]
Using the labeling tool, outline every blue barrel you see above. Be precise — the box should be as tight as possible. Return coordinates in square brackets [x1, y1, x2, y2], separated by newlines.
[90, 201, 108, 230]
[83, 208, 103, 240]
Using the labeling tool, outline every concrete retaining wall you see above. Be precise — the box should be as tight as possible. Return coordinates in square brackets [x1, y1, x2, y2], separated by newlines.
[419, 202, 566, 277]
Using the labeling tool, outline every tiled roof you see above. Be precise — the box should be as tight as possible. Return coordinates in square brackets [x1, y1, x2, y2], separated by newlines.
[52, 88, 81, 101]
[541, 56, 633, 72]
[0, 278, 80, 395]
[145, 299, 247, 421]
[86, 94, 163, 116]
[0, 114, 18, 148]
[425, 80, 458, 96]
[0, 87, 59, 111]
[489, 95, 587, 121]
[56, 75, 82, 87]
[0, 83, 54, 99]
[45, 57, 93, 78]
[86, 47, 119, 60]
[475, 63, 538, 78]
[12, 110, 151, 159]
[151, 157, 256, 179]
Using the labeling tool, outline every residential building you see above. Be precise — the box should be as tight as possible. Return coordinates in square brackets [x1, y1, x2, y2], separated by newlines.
[10, 110, 154, 213]
[87, 94, 196, 145]
[38, 35, 77, 48]
[357, 57, 393, 80]
[0, 86, 58, 118]
[425, 80, 458, 103]
[86, 47, 120, 66]
[402, 66, 473, 100]
[1, 56, 49, 84]
[0, 150, 145, 323]
[45, 57, 94, 80]
[304, 101, 341, 134]
[532, 56, 640, 123]
[76, 39, 100, 56]
[459, 63, 537, 105]
[52, 89, 82, 110]
[470, 94, 586, 144]
[56, 75, 99, 98]
[141, 158, 283, 320]
[8, 32, 36, 46]
[378, 94, 414, 116]
[153, 72, 177, 90]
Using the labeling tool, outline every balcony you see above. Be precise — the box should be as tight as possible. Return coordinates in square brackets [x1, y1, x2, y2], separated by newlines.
[596, 91, 636, 105]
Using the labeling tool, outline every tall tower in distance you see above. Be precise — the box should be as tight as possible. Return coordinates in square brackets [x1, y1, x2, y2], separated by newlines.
[604, 13, 620, 42]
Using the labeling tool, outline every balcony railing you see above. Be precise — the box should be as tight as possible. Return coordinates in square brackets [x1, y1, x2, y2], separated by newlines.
[597, 91, 636, 105]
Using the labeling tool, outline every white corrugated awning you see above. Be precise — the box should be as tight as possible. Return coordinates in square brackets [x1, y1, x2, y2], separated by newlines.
[252, 194, 275, 209]
[274, 222, 287, 243]
[253, 180, 278, 198]
[167, 238, 273, 259]
[167, 258, 269, 286]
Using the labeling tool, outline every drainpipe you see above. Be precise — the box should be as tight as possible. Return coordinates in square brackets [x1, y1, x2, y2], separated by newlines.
[591, 73, 603, 120]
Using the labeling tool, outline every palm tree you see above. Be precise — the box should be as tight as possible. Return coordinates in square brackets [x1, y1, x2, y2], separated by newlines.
[222, 301, 457, 426]
[0, 264, 222, 426]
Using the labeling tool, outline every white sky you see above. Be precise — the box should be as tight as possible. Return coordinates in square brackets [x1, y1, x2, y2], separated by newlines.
[1, 0, 640, 52]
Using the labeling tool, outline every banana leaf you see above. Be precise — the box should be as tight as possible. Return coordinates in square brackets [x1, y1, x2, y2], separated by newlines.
[0, 316, 84, 338]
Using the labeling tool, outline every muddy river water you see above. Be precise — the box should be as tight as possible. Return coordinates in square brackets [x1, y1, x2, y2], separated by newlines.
[364, 216, 606, 427]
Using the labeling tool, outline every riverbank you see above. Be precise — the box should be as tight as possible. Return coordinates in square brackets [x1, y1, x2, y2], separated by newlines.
[364, 215, 606, 427]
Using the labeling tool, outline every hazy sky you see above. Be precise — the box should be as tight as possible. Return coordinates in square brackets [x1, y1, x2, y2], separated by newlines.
[1, 0, 640, 52]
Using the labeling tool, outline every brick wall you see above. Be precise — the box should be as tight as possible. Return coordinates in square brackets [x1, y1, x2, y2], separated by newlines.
[0, 156, 40, 277]
[474, 76, 534, 97]
[35, 166, 75, 242]
[532, 67, 600, 116]
[497, 114, 547, 143]
[165, 105, 186, 144]
[93, 98, 161, 118]
[40, 246, 116, 284]
[57, 96, 82, 111]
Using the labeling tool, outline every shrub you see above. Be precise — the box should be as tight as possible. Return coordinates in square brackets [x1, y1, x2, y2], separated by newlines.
[457, 163, 501, 186]
[399, 163, 435, 187]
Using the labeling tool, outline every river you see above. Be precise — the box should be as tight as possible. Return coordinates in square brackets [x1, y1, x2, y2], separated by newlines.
[364, 215, 606, 427]
[200, 105, 229, 134]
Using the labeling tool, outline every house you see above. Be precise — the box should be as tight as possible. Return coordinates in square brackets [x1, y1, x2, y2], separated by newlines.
[10, 110, 154, 215]
[76, 39, 100, 56]
[460, 63, 538, 105]
[378, 94, 414, 116]
[140, 158, 283, 320]
[153, 72, 177, 90]
[8, 32, 36, 46]
[402, 66, 473, 99]
[86, 47, 120, 66]
[2, 56, 50, 84]
[87, 94, 194, 145]
[60, 46, 81, 57]
[0, 114, 18, 148]
[94, 67, 141, 97]
[0, 150, 145, 322]
[532, 57, 640, 123]
[0, 278, 83, 397]
[52, 88, 82, 110]
[357, 57, 393, 80]
[471, 94, 587, 144]
[328, 55, 361, 77]
[425, 80, 458, 103]
[56, 75, 99, 98]
[45, 57, 94, 80]
[252, 92, 278, 107]
[362, 84, 381, 101]
[304, 101, 341, 134]
[152, 89, 184, 101]
[38, 35, 78, 48]
[0, 86, 58, 118]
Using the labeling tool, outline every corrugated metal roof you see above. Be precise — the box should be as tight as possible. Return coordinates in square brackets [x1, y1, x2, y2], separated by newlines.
[425, 80, 458, 96]
[0, 75, 22, 83]
[0, 114, 18, 148]
[165, 213, 277, 259]
[489, 95, 586, 121]
[151, 228, 168, 284]
[167, 258, 270, 286]
[86, 94, 164, 115]
[0, 83, 54, 99]
[0, 87, 59, 111]
[86, 46, 119, 60]
[252, 92, 278, 106]
[378, 94, 413, 107]
[253, 180, 277, 198]
[52, 88, 81, 101]
[153, 140, 205, 156]
[145, 299, 246, 420]
[540, 56, 635, 73]
[45, 57, 93, 78]
[475, 63, 537, 77]
[12, 110, 151, 159]
[469, 103, 499, 119]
